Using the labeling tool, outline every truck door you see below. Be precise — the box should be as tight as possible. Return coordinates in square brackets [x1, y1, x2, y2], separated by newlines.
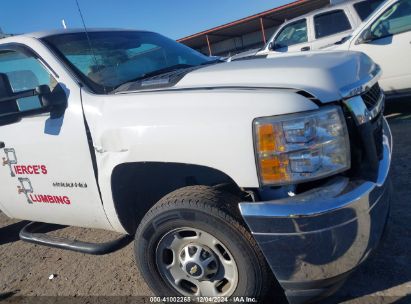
[350, 0, 411, 93]
[309, 9, 354, 51]
[268, 19, 312, 54]
[0, 44, 112, 230]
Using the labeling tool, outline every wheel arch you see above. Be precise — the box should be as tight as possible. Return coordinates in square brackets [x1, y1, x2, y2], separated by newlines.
[111, 162, 243, 234]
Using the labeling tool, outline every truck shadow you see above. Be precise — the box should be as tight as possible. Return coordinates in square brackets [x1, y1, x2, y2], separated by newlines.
[0, 221, 65, 246]
[385, 96, 411, 118]
[0, 290, 19, 301]
[392, 296, 411, 304]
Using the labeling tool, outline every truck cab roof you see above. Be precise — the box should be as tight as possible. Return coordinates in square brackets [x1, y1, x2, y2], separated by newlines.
[6, 28, 151, 40]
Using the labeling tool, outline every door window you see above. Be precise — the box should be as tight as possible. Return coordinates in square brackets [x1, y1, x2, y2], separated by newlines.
[370, 0, 411, 39]
[274, 19, 308, 49]
[354, 0, 385, 21]
[0, 50, 57, 112]
[314, 10, 352, 39]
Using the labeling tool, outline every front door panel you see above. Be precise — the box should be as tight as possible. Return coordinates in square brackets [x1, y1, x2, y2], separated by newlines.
[0, 46, 111, 230]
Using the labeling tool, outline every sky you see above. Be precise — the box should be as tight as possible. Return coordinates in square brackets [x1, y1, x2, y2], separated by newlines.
[0, 0, 293, 39]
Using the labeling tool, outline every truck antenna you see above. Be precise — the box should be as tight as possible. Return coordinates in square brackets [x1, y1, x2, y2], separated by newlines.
[75, 0, 106, 93]
[75, 0, 91, 40]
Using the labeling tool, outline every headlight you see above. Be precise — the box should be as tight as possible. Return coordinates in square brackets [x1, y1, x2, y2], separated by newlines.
[254, 106, 350, 186]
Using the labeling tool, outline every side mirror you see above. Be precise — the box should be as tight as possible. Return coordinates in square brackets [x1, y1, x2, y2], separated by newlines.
[36, 84, 51, 96]
[0, 73, 19, 125]
[39, 83, 68, 112]
[0, 73, 67, 126]
[269, 42, 278, 50]
[357, 28, 375, 44]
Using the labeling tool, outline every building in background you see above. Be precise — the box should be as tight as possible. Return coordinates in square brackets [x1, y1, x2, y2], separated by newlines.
[178, 0, 331, 57]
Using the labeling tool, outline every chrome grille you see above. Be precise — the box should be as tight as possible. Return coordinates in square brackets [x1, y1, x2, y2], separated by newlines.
[373, 115, 383, 160]
[362, 83, 382, 110]
[343, 80, 385, 180]
[361, 83, 384, 160]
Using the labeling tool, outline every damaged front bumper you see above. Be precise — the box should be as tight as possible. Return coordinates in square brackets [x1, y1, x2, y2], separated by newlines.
[239, 118, 392, 304]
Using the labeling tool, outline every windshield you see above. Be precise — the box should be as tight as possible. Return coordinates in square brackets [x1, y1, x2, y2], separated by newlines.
[42, 31, 215, 93]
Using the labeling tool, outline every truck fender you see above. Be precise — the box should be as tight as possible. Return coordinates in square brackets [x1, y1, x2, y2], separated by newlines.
[110, 162, 242, 234]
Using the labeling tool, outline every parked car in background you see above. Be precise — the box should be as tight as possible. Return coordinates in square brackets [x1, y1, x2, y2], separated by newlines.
[329, 0, 411, 97]
[229, 0, 385, 61]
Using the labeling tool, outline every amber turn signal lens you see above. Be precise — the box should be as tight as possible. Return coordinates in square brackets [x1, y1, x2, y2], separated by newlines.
[256, 124, 289, 183]
[260, 157, 290, 184]
[257, 124, 276, 152]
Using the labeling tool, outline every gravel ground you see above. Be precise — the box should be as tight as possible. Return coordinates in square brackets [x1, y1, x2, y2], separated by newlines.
[0, 100, 410, 304]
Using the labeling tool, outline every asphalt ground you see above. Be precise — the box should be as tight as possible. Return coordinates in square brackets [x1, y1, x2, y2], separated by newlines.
[0, 99, 410, 304]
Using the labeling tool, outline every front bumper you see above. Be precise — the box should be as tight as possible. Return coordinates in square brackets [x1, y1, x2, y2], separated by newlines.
[239, 118, 392, 304]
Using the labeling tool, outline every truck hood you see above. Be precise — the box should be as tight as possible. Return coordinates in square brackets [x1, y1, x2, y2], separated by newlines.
[175, 51, 379, 103]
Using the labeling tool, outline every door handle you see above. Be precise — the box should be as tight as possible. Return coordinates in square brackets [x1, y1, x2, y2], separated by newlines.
[0, 142, 4, 149]
[301, 46, 311, 51]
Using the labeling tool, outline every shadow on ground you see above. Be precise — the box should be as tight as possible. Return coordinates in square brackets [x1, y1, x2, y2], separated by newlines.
[0, 221, 65, 246]
[0, 221, 29, 246]
[0, 290, 19, 301]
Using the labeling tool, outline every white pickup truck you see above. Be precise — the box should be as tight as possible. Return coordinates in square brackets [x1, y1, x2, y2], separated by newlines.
[230, 0, 411, 98]
[331, 0, 411, 97]
[0, 29, 391, 304]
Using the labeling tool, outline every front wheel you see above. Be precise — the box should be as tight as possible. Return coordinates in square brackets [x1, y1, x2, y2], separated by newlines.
[134, 186, 278, 301]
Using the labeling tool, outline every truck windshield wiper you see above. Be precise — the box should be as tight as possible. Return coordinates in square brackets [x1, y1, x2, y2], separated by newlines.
[113, 60, 223, 93]
[113, 64, 195, 92]
[200, 59, 224, 66]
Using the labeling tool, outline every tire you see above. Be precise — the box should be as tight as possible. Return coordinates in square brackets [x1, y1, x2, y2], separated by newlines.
[134, 186, 280, 302]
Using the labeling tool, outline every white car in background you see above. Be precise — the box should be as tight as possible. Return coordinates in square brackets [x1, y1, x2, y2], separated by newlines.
[230, 0, 385, 60]
[329, 0, 411, 97]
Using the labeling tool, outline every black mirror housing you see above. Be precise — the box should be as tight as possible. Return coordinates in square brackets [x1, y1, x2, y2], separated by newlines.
[35, 84, 51, 96]
[0, 73, 19, 112]
[0, 73, 20, 126]
[0, 73, 67, 126]
[268, 42, 274, 50]
[357, 28, 375, 45]
[41, 83, 68, 116]
[269, 42, 278, 50]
